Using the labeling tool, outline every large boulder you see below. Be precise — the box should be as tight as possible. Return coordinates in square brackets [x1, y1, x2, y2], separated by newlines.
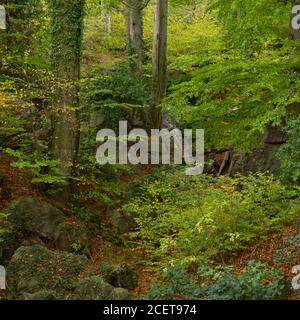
[24, 290, 61, 300]
[232, 145, 282, 175]
[1, 197, 65, 263]
[1, 197, 91, 262]
[54, 220, 90, 255]
[72, 276, 129, 300]
[6, 197, 65, 240]
[104, 264, 138, 291]
[232, 125, 286, 175]
[6, 245, 88, 299]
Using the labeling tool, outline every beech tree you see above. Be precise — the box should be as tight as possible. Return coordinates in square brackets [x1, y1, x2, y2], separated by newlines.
[101, 0, 111, 34]
[151, 0, 168, 129]
[50, 0, 85, 200]
[125, 0, 144, 78]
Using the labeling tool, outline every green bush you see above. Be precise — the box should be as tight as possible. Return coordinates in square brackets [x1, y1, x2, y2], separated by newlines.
[124, 170, 298, 267]
[148, 261, 288, 300]
[1, 148, 66, 186]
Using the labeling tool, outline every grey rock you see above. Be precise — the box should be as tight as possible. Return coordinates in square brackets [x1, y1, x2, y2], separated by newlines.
[110, 288, 130, 300]
[23, 290, 59, 300]
[54, 220, 90, 255]
[72, 276, 128, 300]
[104, 264, 138, 291]
[6, 245, 88, 298]
[6, 197, 65, 240]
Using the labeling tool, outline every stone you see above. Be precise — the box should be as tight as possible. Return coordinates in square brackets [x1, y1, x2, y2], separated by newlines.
[104, 264, 138, 291]
[6, 245, 88, 298]
[231, 144, 282, 175]
[231, 125, 286, 175]
[23, 290, 60, 300]
[54, 220, 90, 255]
[72, 276, 129, 300]
[6, 197, 65, 240]
[110, 288, 130, 300]
[73, 276, 113, 300]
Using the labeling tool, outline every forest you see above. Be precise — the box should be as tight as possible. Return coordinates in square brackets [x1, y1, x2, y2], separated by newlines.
[0, 0, 300, 301]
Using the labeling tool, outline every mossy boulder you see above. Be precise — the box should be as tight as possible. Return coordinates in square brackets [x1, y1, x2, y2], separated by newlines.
[24, 290, 61, 300]
[104, 264, 138, 291]
[6, 245, 88, 299]
[72, 276, 129, 300]
[54, 221, 90, 255]
[1, 197, 65, 263]
[6, 197, 65, 240]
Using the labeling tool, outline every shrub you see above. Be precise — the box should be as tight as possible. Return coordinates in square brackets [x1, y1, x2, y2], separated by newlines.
[124, 170, 298, 267]
[147, 261, 288, 300]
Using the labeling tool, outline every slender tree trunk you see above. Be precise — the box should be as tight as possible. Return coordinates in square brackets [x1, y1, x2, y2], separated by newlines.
[151, 0, 168, 129]
[125, 0, 143, 78]
[101, 0, 111, 34]
[50, 0, 85, 201]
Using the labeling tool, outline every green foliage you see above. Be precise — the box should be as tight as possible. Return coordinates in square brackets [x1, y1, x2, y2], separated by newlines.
[164, 42, 300, 152]
[148, 261, 287, 300]
[210, 0, 290, 55]
[2, 148, 67, 186]
[197, 261, 287, 300]
[273, 235, 300, 265]
[124, 170, 299, 267]
[277, 116, 300, 183]
[162, 0, 300, 153]
[69, 204, 101, 225]
[70, 241, 85, 255]
[81, 61, 150, 129]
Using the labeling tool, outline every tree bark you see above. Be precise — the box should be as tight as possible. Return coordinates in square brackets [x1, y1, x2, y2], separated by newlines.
[101, 0, 111, 34]
[151, 0, 168, 129]
[50, 0, 85, 201]
[125, 0, 143, 78]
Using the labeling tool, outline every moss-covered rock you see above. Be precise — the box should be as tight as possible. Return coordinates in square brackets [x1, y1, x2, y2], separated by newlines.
[104, 264, 138, 291]
[1, 197, 66, 264]
[23, 290, 61, 300]
[6, 245, 88, 299]
[54, 221, 90, 255]
[6, 197, 65, 240]
[72, 276, 129, 300]
[109, 287, 130, 300]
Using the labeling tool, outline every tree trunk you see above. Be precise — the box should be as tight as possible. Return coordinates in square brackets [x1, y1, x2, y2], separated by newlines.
[50, 0, 85, 201]
[101, 0, 111, 34]
[125, 0, 143, 78]
[151, 0, 168, 129]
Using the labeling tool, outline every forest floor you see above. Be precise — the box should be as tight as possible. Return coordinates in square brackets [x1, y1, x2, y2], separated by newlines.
[0, 154, 299, 299]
